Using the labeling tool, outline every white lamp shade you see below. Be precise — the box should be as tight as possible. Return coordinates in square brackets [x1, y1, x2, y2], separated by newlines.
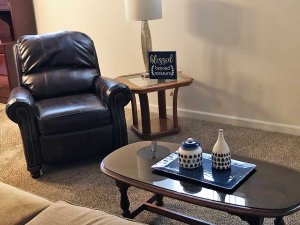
[125, 0, 162, 21]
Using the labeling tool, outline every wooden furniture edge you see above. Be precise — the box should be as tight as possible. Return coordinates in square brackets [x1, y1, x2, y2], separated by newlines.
[100, 160, 299, 218]
[114, 73, 193, 94]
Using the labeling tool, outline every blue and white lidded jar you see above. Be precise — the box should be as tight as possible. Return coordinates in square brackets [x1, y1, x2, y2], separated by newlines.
[212, 129, 231, 170]
[178, 138, 202, 169]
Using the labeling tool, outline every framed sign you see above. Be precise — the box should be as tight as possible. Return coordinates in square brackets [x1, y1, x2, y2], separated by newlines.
[148, 51, 177, 79]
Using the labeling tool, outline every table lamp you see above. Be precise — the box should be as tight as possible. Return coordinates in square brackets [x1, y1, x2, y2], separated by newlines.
[124, 0, 162, 77]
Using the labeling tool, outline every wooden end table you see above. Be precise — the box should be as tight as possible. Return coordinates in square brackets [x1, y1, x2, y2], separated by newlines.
[115, 72, 193, 139]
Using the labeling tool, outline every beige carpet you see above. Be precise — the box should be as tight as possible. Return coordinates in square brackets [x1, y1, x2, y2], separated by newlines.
[0, 103, 299, 225]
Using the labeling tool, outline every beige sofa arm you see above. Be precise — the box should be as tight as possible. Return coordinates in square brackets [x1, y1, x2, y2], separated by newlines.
[0, 182, 52, 225]
[26, 200, 146, 225]
[0, 182, 146, 225]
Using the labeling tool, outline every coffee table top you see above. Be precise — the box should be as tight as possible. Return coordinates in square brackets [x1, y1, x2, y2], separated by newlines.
[101, 141, 300, 217]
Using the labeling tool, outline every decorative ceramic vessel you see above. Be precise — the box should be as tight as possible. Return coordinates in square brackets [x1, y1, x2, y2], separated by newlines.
[212, 129, 231, 170]
[178, 138, 202, 169]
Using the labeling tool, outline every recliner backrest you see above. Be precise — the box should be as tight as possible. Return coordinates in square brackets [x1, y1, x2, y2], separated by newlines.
[16, 31, 100, 99]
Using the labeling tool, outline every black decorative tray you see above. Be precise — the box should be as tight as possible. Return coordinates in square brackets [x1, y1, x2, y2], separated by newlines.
[151, 152, 256, 190]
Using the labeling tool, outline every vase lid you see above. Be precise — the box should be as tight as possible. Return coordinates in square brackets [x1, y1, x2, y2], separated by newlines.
[181, 138, 200, 150]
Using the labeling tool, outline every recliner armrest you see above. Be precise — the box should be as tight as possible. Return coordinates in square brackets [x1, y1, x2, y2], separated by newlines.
[6, 87, 35, 123]
[94, 76, 131, 108]
[94, 76, 131, 148]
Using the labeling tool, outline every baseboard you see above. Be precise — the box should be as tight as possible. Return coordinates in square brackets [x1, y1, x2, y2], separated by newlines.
[176, 108, 300, 136]
[126, 104, 300, 136]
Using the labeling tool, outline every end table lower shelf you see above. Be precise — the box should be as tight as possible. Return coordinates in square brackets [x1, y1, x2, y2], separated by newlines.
[131, 117, 180, 139]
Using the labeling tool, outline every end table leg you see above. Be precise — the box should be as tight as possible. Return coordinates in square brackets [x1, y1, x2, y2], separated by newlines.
[158, 90, 166, 119]
[173, 87, 179, 128]
[274, 217, 285, 225]
[131, 93, 138, 127]
[116, 181, 132, 218]
[155, 194, 164, 206]
[139, 93, 151, 134]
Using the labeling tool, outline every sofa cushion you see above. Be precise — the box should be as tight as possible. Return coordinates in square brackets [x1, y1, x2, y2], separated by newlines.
[36, 93, 111, 135]
[26, 201, 145, 225]
[0, 182, 52, 225]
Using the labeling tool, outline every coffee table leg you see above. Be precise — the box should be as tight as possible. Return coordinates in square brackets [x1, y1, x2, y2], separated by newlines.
[274, 217, 285, 225]
[116, 181, 132, 218]
[239, 215, 264, 225]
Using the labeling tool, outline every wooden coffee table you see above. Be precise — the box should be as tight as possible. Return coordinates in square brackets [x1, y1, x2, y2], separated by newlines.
[115, 72, 193, 139]
[100, 141, 300, 225]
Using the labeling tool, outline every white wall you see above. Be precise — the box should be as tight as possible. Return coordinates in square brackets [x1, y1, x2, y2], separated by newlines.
[33, 0, 300, 135]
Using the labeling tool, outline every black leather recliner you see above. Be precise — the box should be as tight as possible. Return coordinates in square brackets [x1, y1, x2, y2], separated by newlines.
[6, 31, 131, 178]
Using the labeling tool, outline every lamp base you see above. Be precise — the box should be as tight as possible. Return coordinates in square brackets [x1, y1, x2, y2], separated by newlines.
[141, 21, 152, 77]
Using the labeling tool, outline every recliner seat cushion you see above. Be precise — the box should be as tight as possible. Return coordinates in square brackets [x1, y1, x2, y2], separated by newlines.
[36, 93, 111, 135]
